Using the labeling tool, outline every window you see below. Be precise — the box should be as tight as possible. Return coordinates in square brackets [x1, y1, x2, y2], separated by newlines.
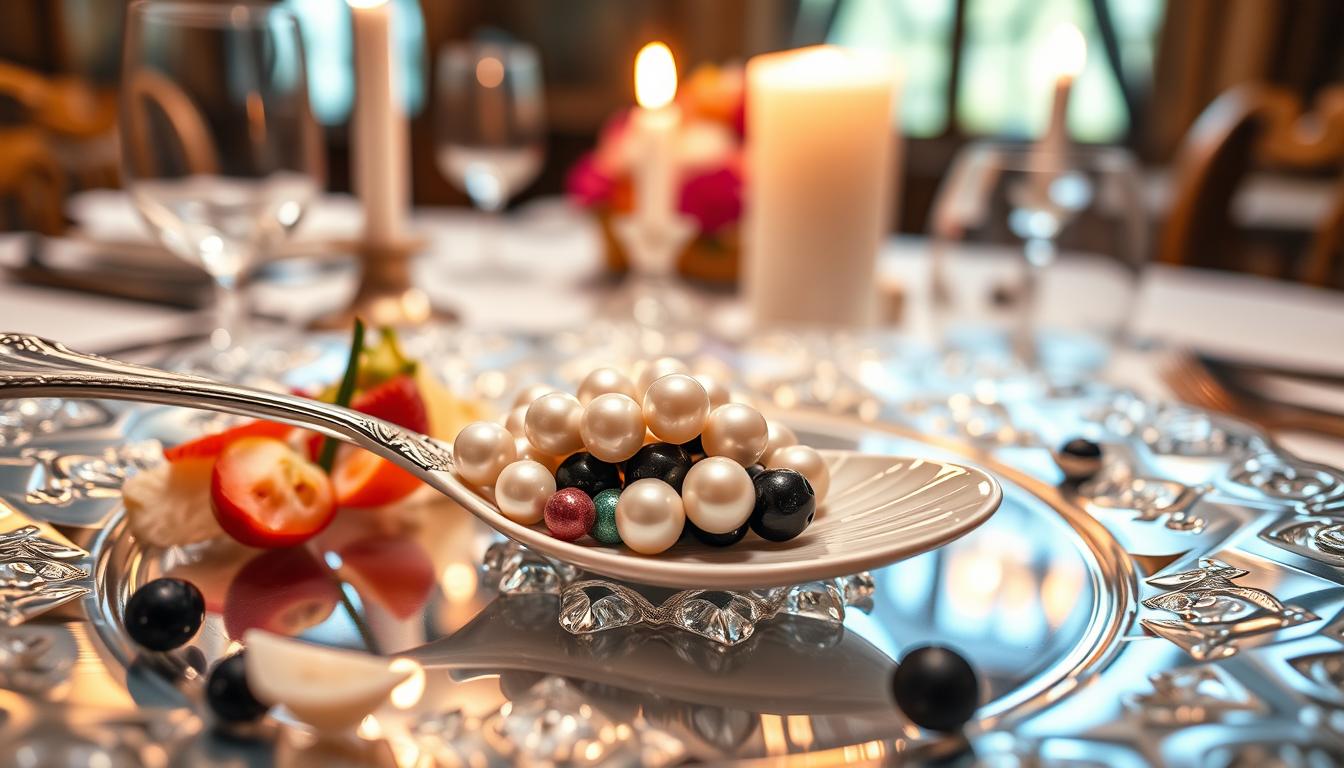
[830, 0, 1165, 142]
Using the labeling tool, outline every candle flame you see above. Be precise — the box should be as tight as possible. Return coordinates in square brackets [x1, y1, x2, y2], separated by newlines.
[635, 42, 677, 109]
[1049, 23, 1087, 80]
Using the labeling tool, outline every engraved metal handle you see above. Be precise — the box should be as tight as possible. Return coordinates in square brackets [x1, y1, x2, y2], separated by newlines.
[0, 331, 458, 482]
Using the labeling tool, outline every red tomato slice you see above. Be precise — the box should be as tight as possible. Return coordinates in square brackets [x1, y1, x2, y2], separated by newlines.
[331, 448, 422, 509]
[210, 437, 336, 548]
[165, 420, 293, 463]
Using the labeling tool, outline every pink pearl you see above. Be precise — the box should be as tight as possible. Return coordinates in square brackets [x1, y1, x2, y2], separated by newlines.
[702, 403, 769, 466]
[577, 367, 638, 404]
[580, 393, 647, 463]
[453, 421, 517, 487]
[524, 392, 585, 457]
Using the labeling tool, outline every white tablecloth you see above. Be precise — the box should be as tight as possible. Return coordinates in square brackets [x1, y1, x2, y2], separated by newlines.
[2, 201, 1342, 465]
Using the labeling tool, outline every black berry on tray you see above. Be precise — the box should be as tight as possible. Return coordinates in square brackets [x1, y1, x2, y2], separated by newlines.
[555, 452, 622, 498]
[1054, 437, 1103, 481]
[749, 468, 816, 542]
[124, 577, 205, 651]
[623, 442, 693, 493]
[889, 646, 979, 732]
[206, 652, 269, 723]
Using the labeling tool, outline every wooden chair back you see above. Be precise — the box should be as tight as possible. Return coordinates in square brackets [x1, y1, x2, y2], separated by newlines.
[1159, 83, 1344, 287]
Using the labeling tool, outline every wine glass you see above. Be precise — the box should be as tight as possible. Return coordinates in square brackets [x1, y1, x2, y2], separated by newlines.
[434, 39, 545, 269]
[119, 1, 323, 367]
[928, 141, 1146, 377]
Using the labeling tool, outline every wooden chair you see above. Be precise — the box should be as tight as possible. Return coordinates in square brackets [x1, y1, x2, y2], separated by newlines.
[0, 61, 118, 233]
[1159, 83, 1344, 288]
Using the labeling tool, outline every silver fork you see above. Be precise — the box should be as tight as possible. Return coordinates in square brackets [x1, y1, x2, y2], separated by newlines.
[1162, 350, 1344, 439]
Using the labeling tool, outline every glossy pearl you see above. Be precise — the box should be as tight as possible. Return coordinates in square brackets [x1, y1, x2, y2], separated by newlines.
[702, 403, 769, 467]
[525, 392, 585, 457]
[623, 442, 694, 493]
[1054, 438, 1103, 481]
[616, 479, 685, 554]
[634, 357, 690, 398]
[580, 393, 646, 463]
[767, 444, 830, 504]
[890, 646, 980, 732]
[512, 383, 557, 409]
[682, 457, 755, 534]
[578, 367, 638, 404]
[453, 421, 517, 487]
[750, 468, 816, 542]
[643, 374, 710, 445]
[514, 436, 558, 472]
[495, 460, 556, 525]
[503, 405, 529, 439]
[591, 488, 622, 545]
[544, 488, 596, 541]
[555, 452, 622, 498]
[764, 420, 799, 461]
[688, 520, 748, 547]
[695, 374, 731, 409]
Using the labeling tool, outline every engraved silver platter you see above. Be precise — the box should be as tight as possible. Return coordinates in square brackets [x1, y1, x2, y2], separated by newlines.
[1, 326, 1342, 766]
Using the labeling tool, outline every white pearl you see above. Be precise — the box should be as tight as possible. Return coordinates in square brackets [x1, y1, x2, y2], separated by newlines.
[702, 403, 769, 466]
[512, 383, 557, 409]
[642, 374, 710, 445]
[494, 460, 556, 525]
[503, 405, 529, 439]
[695, 374, 731, 409]
[524, 392, 585, 457]
[577, 367, 638, 404]
[634, 357, 690, 398]
[767, 444, 830, 504]
[452, 421, 517, 487]
[682, 457, 754, 534]
[764, 420, 799, 461]
[514, 435, 558, 472]
[616, 479, 685, 554]
[580, 393, 646, 463]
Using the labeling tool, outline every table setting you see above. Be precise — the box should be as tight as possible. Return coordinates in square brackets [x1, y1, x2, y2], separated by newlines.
[2, 3, 1344, 767]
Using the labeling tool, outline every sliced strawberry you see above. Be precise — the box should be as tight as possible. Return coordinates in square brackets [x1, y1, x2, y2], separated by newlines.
[350, 375, 430, 434]
[164, 420, 293, 463]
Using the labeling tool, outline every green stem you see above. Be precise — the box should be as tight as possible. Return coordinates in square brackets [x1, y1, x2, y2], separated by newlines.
[318, 318, 365, 472]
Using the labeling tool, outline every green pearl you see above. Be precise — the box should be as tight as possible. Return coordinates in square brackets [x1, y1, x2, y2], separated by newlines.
[592, 488, 623, 545]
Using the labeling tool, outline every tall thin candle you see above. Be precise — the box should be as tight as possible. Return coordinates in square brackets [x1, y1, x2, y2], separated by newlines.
[349, 0, 407, 246]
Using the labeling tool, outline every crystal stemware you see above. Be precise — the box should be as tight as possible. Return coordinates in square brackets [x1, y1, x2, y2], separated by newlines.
[119, 2, 324, 369]
[434, 38, 546, 270]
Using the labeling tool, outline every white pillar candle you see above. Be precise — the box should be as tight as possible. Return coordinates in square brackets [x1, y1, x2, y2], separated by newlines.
[349, 0, 408, 246]
[631, 42, 680, 228]
[745, 45, 899, 328]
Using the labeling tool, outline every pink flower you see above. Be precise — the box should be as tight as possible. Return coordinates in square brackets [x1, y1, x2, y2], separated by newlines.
[565, 152, 614, 208]
[678, 163, 742, 234]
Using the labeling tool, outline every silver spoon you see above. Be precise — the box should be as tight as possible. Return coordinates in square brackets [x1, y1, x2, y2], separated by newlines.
[0, 332, 1001, 589]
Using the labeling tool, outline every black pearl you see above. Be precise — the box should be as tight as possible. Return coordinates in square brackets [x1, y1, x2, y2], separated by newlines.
[890, 646, 979, 732]
[680, 435, 705, 460]
[688, 519, 748, 547]
[1053, 438, 1103, 481]
[745, 463, 766, 479]
[749, 469, 815, 542]
[555, 452, 622, 498]
[623, 443, 693, 493]
[206, 652, 269, 723]
[124, 577, 205, 651]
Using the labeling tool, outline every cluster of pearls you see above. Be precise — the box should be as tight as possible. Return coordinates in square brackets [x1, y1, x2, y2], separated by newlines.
[451, 360, 831, 555]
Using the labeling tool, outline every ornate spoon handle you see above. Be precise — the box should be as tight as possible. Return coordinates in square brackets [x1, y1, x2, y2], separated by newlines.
[0, 332, 457, 479]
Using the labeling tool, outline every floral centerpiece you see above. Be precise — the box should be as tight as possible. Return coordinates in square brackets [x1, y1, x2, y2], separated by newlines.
[566, 64, 745, 283]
